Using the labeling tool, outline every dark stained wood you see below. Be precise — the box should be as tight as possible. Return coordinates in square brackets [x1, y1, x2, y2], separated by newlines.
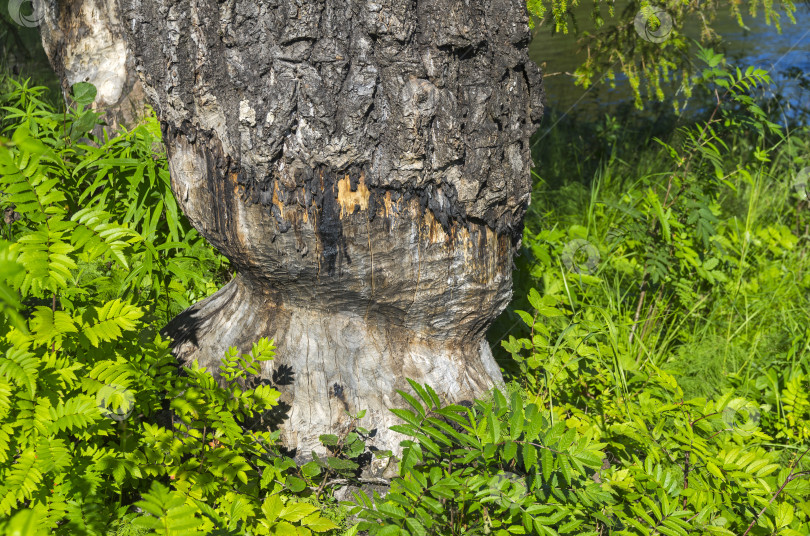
[120, 0, 544, 459]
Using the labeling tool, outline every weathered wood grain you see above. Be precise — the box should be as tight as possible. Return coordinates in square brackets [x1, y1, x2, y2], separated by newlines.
[121, 0, 544, 457]
[35, 0, 147, 128]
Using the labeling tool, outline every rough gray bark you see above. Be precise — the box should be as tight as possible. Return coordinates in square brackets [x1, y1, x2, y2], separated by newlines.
[35, 0, 146, 128]
[120, 0, 544, 459]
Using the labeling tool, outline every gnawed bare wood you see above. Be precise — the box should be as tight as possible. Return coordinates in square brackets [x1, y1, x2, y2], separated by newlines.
[124, 0, 544, 456]
[36, 0, 147, 128]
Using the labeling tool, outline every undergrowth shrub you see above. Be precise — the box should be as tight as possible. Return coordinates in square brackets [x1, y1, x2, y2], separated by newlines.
[500, 290, 810, 535]
[0, 78, 351, 535]
[487, 47, 810, 535]
[0, 45, 807, 536]
[498, 48, 810, 438]
[348, 374, 809, 535]
[350, 382, 611, 535]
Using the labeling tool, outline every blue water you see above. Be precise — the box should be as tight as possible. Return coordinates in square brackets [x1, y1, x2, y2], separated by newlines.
[528, 5, 810, 119]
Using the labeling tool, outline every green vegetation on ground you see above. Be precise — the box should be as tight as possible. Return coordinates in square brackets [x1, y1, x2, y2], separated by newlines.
[0, 46, 808, 536]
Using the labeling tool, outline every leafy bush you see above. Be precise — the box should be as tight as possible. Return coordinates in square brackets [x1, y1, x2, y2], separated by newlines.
[501, 290, 809, 534]
[0, 78, 228, 321]
[0, 78, 349, 535]
[349, 374, 809, 534]
[0, 45, 808, 536]
[487, 48, 810, 535]
[350, 381, 609, 535]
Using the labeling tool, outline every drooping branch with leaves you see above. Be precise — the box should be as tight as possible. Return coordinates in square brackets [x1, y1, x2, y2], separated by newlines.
[528, 0, 798, 107]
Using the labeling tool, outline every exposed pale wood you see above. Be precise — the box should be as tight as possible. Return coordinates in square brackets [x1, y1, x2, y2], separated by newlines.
[119, 0, 544, 457]
[35, 0, 147, 128]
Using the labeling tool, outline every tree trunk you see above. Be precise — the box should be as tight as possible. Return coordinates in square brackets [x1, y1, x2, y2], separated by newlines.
[120, 0, 544, 459]
[36, 0, 146, 129]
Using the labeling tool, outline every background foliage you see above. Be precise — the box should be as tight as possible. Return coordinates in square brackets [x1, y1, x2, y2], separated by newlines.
[526, 0, 798, 108]
[0, 3, 808, 535]
[0, 78, 355, 535]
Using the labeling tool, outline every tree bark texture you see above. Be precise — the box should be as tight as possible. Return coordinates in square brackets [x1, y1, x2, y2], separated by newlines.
[36, 0, 147, 128]
[120, 0, 544, 459]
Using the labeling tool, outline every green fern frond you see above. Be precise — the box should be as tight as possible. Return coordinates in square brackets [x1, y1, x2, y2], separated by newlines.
[133, 482, 206, 536]
[13, 225, 77, 297]
[0, 346, 38, 396]
[212, 410, 244, 442]
[783, 374, 808, 416]
[0, 241, 26, 331]
[49, 395, 99, 434]
[83, 359, 136, 392]
[27, 307, 78, 350]
[168, 396, 201, 421]
[0, 422, 12, 465]
[181, 361, 218, 391]
[38, 491, 69, 534]
[82, 300, 143, 347]
[61, 493, 111, 536]
[250, 338, 276, 362]
[18, 397, 55, 441]
[0, 449, 43, 515]
[243, 384, 281, 413]
[34, 437, 71, 473]
[260, 495, 339, 534]
[71, 207, 139, 268]
[0, 378, 9, 418]
[0, 131, 63, 222]
[781, 373, 810, 441]
[221, 338, 276, 382]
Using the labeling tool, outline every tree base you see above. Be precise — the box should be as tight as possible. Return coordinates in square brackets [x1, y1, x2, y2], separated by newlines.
[164, 274, 503, 459]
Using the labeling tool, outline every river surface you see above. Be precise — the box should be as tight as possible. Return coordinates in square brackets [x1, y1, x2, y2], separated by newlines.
[528, 3, 810, 117]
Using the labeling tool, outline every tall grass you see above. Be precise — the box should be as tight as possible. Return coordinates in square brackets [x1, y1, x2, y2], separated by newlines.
[492, 63, 810, 405]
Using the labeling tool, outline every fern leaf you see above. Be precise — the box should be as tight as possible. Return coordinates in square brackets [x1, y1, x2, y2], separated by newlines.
[84, 359, 136, 391]
[49, 395, 99, 434]
[213, 410, 244, 441]
[0, 449, 43, 515]
[0, 346, 38, 396]
[0, 134, 62, 222]
[133, 482, 206, 536]
[12, 225, 77, 297]
[28, 307, 77, 349]
[82, 300, 143, 347]
[0, 241, 26, 329]
[0, 378, 9, 418]
[71, 207, 138, 268]
[35, 437, 71, 473]
[0, 422, 12, 465]
[61, 493, 110, 535]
